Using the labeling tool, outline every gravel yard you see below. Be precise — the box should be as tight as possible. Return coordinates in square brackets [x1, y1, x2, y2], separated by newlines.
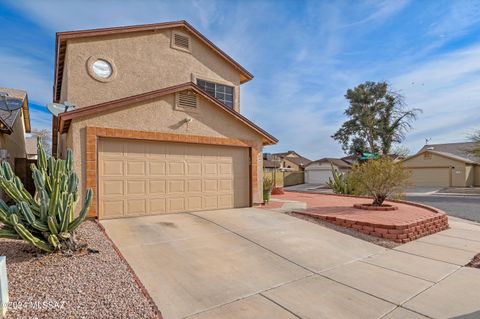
[0, 220, 160, 319]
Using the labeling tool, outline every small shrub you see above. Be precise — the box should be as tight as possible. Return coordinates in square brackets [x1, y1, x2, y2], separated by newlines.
[326, 165, 357, 195]
[263, 176, 273, 202]
[0, 139, 92, 252]
[349, 157, 410, 206]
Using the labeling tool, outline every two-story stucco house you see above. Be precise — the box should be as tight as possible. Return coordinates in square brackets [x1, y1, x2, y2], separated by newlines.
[51, 21, 277, 219]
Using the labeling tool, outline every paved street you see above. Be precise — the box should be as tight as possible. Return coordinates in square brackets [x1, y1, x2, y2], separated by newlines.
[406, 195, 480, 223]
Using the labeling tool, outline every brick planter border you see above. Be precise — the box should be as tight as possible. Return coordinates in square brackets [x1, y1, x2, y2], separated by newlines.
[290, 192, 449, 243]
[353, 203, 398, 211]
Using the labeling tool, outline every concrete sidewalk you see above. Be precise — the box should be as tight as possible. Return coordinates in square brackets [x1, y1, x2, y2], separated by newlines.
[102, 209, 480, 319]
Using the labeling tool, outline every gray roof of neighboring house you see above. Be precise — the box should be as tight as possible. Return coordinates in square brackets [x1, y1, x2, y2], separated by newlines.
[0, 87, 28, 133]
[419, 142, 480, 164]
[25, 138, 38, 155]
[306, 157, 352, 169]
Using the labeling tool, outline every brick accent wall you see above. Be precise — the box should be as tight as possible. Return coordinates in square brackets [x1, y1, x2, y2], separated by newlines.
[85, 126, 259, 218]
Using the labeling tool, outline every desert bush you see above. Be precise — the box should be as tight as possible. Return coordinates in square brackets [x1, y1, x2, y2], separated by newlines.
[0, 139, 92, 252]
[263, 176, 273, 202]
[326, 165, 357, 195]
[349, 157, 410, 206]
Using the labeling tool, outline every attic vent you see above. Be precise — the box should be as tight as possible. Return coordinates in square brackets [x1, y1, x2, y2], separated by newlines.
[178, 91, 197, 108]
[171, 31, 191, 52]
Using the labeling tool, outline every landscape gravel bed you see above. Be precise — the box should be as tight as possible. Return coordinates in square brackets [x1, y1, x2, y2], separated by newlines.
[0, 220, 160, 319]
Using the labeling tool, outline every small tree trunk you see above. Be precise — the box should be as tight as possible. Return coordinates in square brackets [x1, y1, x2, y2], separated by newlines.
[372, 194, 387, 206]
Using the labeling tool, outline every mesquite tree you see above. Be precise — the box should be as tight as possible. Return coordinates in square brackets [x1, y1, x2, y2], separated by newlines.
[0, 139, 92, 252]
[332, 81, 420, 155]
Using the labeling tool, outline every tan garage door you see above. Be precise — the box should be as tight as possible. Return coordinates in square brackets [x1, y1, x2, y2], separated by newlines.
[98, 138, 250, 219]
[408, 167, 450, 187]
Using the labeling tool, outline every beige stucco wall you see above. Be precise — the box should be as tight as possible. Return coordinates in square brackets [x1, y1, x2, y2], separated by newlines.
[61, 28, 241, 112]
[0, 111, 27, 168]
[465, 164, 474, 187]
[281, 158, 300, 171]
[63, 92, 264, 211]
[402, 152, 466, 187]
[474, 165, 480, 187]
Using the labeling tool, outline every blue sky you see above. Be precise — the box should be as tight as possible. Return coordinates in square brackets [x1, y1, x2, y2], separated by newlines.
[1, 0, 480, 159]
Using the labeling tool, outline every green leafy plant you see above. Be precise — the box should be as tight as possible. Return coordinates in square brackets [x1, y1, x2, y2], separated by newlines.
[263, 176, 273, 203]
[349, 157, 410, 206]
[0, 139, 93, 252]
[326, 165, 357, 195]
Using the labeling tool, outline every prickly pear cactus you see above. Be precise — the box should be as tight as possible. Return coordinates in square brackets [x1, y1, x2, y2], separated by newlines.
[0, 138, 93, 252]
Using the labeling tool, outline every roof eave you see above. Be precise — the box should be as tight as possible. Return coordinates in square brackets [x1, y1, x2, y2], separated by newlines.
[57, 82, 277, 145]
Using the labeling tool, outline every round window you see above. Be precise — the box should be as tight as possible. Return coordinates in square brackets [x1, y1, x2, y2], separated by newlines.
[91, 59, 113, 78]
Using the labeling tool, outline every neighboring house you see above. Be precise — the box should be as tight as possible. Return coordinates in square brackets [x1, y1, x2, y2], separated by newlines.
[0, 87, 31, 169]
[305, 157, 352, 184]
[51, 21, 277, 219]
[264, 151, 311, 171]
[401, 142, 480, 187]
[25, 138, 38, 159]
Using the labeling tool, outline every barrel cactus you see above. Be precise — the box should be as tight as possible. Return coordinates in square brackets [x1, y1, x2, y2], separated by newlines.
[0, 138, 93, 252]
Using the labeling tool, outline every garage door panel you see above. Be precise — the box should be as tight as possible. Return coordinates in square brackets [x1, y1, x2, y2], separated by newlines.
[149, 180, 166, 194]
[125, 142, 147, 157]
[187, 197, 202, 210]
[149, 199, 166, 214]
[219, 163, 232, 175]
[168, 162, 185, 175]
[126, 199, 146, 215]
[204, 163, 218, 175]
[187, 162, 202, 175]
[146, 143, 166, 159]
[148, 161, 166, 175]
[126, 180, 146, 195]
[168, 180, 185, 193]
[102, 180, 124, 196]
[306, 170, 332, 184]
[101, 139, 124, 155]
[103, 160, 124, 176]
[187, 180, 202, 192]
[203, 196, 218, 209]
[204, 179, 218, 192]
[126, 161, 146, 176]
[408, 168, 450, 187]
[99, 138, 249, 218]
[102, 200, 124, 218]
[218, 195, 233, 208]
[219, 179, 233, 192]
[168, 198, 186, 212]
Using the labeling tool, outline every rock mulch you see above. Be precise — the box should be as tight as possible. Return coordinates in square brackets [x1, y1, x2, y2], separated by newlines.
[0, 220, 160, 319]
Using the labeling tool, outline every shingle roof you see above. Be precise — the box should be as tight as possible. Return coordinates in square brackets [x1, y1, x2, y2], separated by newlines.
[306, 157, 352, 169]
[420, 142, 480, 164]
[0, 87, 28, 133]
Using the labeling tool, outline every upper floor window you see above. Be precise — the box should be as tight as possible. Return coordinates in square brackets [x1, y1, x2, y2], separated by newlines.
[197, 79, 234, 108]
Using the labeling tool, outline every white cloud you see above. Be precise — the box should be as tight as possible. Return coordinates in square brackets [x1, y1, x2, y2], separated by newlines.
[0, 50, 51, 103]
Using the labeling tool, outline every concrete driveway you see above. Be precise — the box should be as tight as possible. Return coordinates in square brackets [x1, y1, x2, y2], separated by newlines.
[102, 208, 480, 319]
